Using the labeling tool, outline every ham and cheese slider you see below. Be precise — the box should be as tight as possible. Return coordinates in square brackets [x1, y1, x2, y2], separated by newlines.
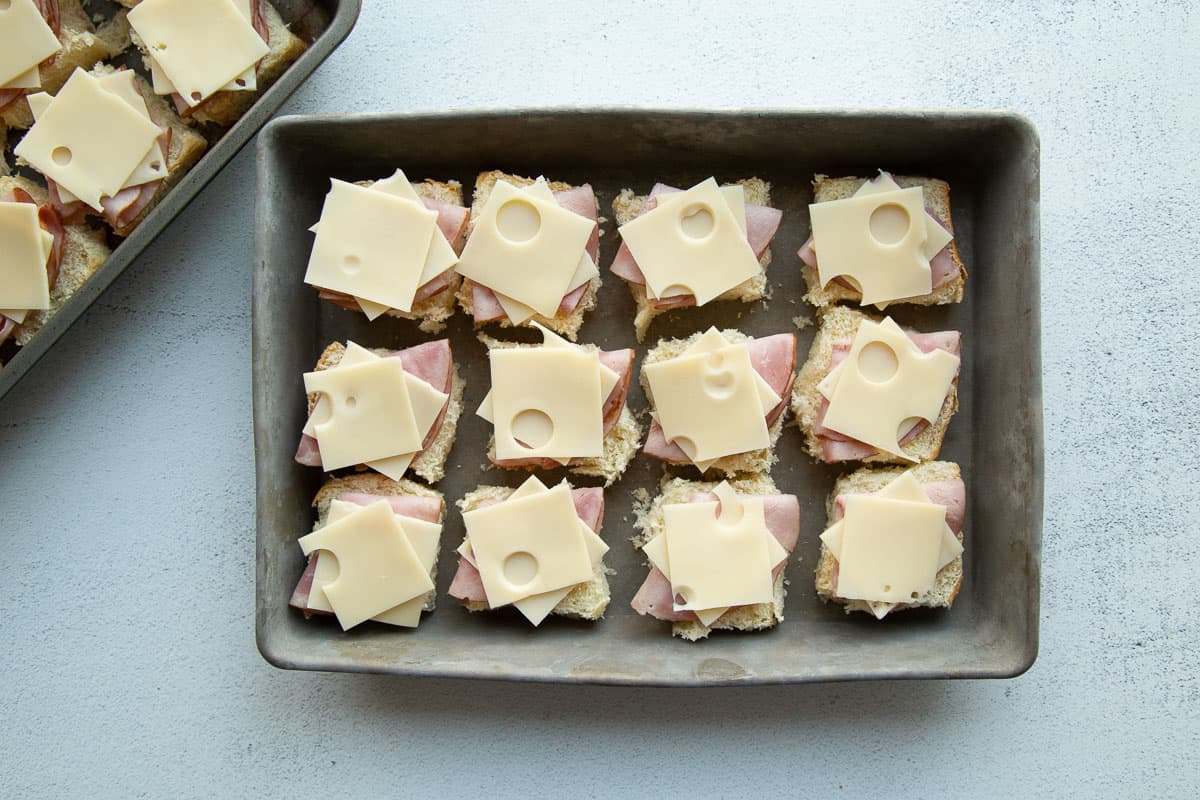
[0, 174, 110, 356]
[303, 170, 468, 332]
[631, 477, 800, 641]
[640, 327, 796, 476]
[0, 0, 130, 130]
[792, 307, 962, 464]
[475, 323, 639, 486]
[124, 0, 306, 127]
[799, 171, 967, 308]
[455, 171, 601, 341]
[610, 177, 783, 341]
[816, 462, 966, 619]
[13, 64, 207, 236]
[448, 476, 610, 626]
[294, 339, 463, 484]
[290, 475, 444, 631]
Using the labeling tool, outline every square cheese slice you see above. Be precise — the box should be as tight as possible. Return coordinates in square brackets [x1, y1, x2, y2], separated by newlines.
[127, 0, 269, 107]
[833, 496, 948, 604]
[0, 0, 60, 88]
[0, 202, 53, 311]
[149, 0, 261, 95]
[489, 346, 604, 461]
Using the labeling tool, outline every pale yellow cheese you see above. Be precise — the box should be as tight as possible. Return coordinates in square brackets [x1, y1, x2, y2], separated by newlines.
[643, 330, 775, 466]
[0, 0, 60, 88]
[463, 479, 596, 611]
[127, 0, 268, 107]
[4, 67, 43, 92]
[617, 178, 760, 305]
[0, 202, 53, 312]
[455, 179, 594, 318]
[15, 71, 162, 212]
[809, 184, 935, 306]
[303, 179, 439, 313]
[150, 0, 259, 95]
[818, 317, 959, 460]
[298, 500, 434, 630]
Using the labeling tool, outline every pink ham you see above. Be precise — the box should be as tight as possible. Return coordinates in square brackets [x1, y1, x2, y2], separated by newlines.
[644, 334, 796, 465]
[294, 339, 454, 467]
[815, 331, 960, 462]
[46, 180, 88, 225]
[833, 478, 965, 534]
[318, 269, 452, 312]
[0, 89, 25, 114]
[420, 197, 470, 252]
[101, 183, 157, 231]
[290, 488, 442, 611]
[491, 348, 635, 469]
[0, 317, 16, 347]
[630, 493, 800, 622]
[799, 207, 958, 290]
[469, 184, 599, 322]
[448, 487, 604, 604]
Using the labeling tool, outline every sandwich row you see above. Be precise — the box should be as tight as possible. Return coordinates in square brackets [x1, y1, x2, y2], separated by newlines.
[299, 169, 967, 342]
[292, 309, 963, 485]
[290, 463, 966, 641]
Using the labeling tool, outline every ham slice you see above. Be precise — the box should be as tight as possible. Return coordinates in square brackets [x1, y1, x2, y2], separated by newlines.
[644, 334, 796, 465]
[447, 488, 603, 605]
[101, 183, 157, 231]
[630, 493, 800, 622]
[293, 340, 454, 467]
[609, 183, 782, 310]
[815, 331, 960, 461]
[490, 348, 634, 469]
[46, 180, 89, 225]
[289, 488, 442, 611]
[0, 89, 25, 114]
[470, 184, 599, 322]
[799, 207, 959, 291]
[37, 0, 61, 36]
[0, 317, 16, 348]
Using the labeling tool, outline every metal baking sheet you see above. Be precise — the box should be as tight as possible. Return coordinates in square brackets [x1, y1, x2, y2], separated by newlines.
[253, 109, 1041, 686]
[0, 0, 361, 402]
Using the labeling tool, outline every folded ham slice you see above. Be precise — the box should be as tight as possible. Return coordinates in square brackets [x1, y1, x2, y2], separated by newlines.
[468, 184, 600, 323]
[815, 331, 961, 462]
[643, 333, 795, 465]
[630, 492, 800, 623]
[289, 489, 444, 612]
[490, 347, 634, 469]
[447, 487, 604, 605]
[293, 339, 454, 468]
[610, 183, 782, 309]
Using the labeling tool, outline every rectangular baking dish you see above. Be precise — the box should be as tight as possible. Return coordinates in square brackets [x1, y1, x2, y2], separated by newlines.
[254, 109, 1042, 686]
[0, 0, 361, 402]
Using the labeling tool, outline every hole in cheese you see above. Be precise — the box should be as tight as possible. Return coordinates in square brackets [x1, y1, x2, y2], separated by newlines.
[51, 146, 72, 166]
[911, 591, 919, 599]
[673, 587, 692, 606]
[857, 341, 899, 383]
[344, 395, 357, 409]
[502, 551, 539, 587]
[678, 203, 715, 240]
[495, 198, 541, 243]
[236, 78, 247, 87]
[190, 91, 202, 102]
[342, 254, 361, 274]
[868, 202, 911, 245]
[150, 161, 162, 172]
[154, 42, 167, 51]
[883, 584, 892, 592]
[511, 409, 554, 450]
[702, 365, 737, 400]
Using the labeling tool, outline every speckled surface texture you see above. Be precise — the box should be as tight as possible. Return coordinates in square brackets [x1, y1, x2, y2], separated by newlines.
[1, 1, 1196, 796]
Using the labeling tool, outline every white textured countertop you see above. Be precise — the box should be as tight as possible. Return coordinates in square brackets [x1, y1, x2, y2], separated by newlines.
[3, 1, 1197, 796]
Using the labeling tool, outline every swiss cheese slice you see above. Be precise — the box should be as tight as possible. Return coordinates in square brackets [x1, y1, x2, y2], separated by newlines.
[0, 0, 60, 88]
[818, 317, 959, 460]
[149, 0, 260, 95]
[297, 500, 434, 630]
[455, 179, 594, 318]
[127, 0, 268, 107]
[15, 70, 162, 211]
[4, 67, 43, 92]
[0, 202, 53, 312]
[617, 178, 760, 305]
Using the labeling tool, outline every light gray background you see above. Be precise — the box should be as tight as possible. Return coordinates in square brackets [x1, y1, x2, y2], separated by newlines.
[2, 1, 1197, 796]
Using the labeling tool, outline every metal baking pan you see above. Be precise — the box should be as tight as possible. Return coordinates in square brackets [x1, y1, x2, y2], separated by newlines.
[0, 0, 361, 402]
[254, 109, 1041, 686]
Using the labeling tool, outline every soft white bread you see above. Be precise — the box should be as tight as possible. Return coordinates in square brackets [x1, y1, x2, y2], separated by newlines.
[815, 461, 964, 616]
[632, 474, 788, 641]
[127, 1, 307, 128]
[0, 0, 131, 130]
[88, 64, 208, 237]
[456, 170, 601, 341]
[455, 485, 610, 621]
[612, 177, 774, 342]
[791, 305, 959, 464]
[640, 328, 790, 477]
[306, 341, 464, 484]
[309, 473, 444, 616]
[477, 333, 642, 486]
[802, 174, 967, 307]
[0, 175, 112, 347]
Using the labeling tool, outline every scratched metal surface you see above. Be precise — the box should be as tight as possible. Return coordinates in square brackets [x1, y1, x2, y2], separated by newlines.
[253, 109, 1040, 685]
